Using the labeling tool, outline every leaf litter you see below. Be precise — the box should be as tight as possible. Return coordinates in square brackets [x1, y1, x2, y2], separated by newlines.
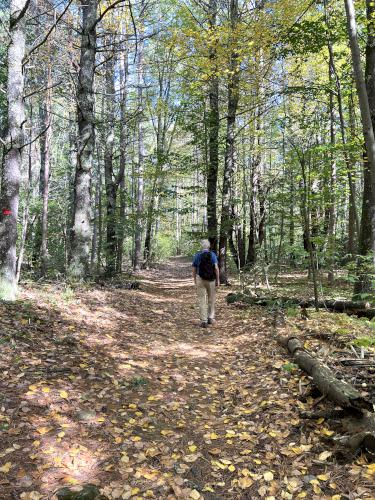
[0, 259, 374, 498]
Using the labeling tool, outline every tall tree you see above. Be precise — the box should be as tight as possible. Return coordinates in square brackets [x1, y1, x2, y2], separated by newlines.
[69, 0, 97, 277]
[218, 0, 240, 279]
[133, 0, 145, 270]
[0, 0, 29, 299]
[207, 0, 219, 254]
[39, 47, 53, 276]
[344, 0, 375, 296]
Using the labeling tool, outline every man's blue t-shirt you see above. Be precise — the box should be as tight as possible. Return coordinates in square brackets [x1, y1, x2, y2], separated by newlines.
[192, 250, 218, 275]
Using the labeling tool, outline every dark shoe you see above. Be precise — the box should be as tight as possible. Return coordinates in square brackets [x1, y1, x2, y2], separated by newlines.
[200, 321, 208, 328]
[207, 318, 215, 325]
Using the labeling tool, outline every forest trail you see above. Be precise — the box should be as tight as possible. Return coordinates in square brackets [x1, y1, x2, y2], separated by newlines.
[0, 259, 372, 499]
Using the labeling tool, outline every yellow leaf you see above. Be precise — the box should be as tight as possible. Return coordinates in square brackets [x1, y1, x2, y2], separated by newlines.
[28, 385, 37, 392]
[321, 428, 334, 437]
[228, 464, 236, 472]
[37, 426, 52, 435]
[210, 433, 219, 440]
[32, 440, 40, 447]
[331, 496, 341, 500]
[128, 404, 137, 409]
[0, 462, 12, 473]
[131, 488, 140, 495]
[58, 431, 65, 438]
[131, 436, 142, 442]
[189, 445, 197, 453]
[42, 387, 50, 393]
[263, 471, 274, 482]
[317, 474, 329, 481]
[238, 477, 253, 489]
[211, 460, 227, 470]
[161, 430, 173, 436]
[318, 451, 332, 461]
[63, 477, 79, 485]
[184, 454, 199, 463]
[291, 447, 303, 455]
[60, 390, 68, 399]
[316, 417, 324, 424]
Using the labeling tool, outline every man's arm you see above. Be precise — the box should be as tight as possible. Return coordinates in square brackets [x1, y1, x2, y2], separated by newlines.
[215, 263, 220, 287]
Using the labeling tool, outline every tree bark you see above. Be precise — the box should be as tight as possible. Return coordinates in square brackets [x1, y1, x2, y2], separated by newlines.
[116, 45, 129, 273]
[104, 50, 117, 276]
[218, 0, 240, 279]
[39, 50, 53, 276]
[207, 0, 219, 254]
[279, 335, 373, 412]
[69, 0, 97, 278]
[0, 0, 28, 300]
[134, 4, 145, 270]
[344, 0, 375, 296]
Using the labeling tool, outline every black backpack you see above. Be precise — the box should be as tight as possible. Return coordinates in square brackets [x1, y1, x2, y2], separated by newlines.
[198, 252, 216, 281]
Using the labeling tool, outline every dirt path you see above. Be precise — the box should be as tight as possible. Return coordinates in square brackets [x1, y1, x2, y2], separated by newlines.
[0, 258, 373, 499]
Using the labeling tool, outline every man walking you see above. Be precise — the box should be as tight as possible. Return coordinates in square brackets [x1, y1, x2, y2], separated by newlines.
[192, 239, 220, 328]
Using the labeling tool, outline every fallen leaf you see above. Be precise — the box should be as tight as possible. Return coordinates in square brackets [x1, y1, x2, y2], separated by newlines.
[264, 471, 274, 482]
[0, 462, 12, 473]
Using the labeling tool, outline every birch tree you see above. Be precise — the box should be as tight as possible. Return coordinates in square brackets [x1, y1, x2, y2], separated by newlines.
[0, 0, 29, 300]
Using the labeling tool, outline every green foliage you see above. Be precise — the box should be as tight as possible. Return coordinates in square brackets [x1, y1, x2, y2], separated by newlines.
[353, 336, 375, 348]
[286, 307, 299, 318]
[281, 362, 299, 372]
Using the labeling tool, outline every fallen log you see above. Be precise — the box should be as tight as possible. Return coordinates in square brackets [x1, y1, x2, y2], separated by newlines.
[278, 335, 373, 412]
[227, 293, 375, 318]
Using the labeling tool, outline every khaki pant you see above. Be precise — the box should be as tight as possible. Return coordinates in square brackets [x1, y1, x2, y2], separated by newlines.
[196, 276, 216, 322]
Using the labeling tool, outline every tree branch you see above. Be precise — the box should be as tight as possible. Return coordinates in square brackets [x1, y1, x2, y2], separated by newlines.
[93, 0, 127, 27]
[10, 0, 31, 29]
[24, 0, 73, 64]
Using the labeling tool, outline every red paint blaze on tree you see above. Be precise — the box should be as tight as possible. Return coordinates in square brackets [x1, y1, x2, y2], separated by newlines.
[2, 209, 12, 216]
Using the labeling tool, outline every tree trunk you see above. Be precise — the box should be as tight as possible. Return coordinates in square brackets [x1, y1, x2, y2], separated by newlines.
[69, 0, 97, 278]
[207, 0, 219, 254]
[134, 6, 145, 271]
[0, 0, 28, 300]
[39, 52, 53, 276]
[116, 45, 128, 273]
[279, 336, 373, 412]
[218, 0, 240, 279]
[344, 0, 375, 296]
[327, 53, 336, 285]
[347, 93, 358, 257]
[299, 154, 319, 309]
[16, 106, 34, 283]
[104, 51, 117, 276]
